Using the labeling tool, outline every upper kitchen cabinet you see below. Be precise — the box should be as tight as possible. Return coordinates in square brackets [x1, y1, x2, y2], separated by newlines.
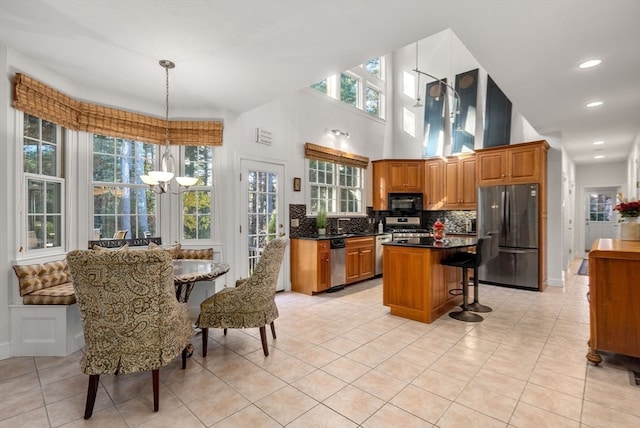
[444, 155, 477, 209]
[476, 140, 549, 186]
[387, 161, 423, 192]
[424, 159, 445, 210]
[372, 160, 424, 210]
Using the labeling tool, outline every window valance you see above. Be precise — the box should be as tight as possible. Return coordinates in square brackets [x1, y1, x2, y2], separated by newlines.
[13, 73, 223, 146]
[304, 142, 369, 169]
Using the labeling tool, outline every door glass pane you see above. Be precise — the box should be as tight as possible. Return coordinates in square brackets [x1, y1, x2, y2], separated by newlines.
[588, 194, 613, 222]
[246, 168, 279, 276]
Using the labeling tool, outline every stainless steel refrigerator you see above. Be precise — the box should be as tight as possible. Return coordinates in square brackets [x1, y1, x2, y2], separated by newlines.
[477, 184, 539, 290]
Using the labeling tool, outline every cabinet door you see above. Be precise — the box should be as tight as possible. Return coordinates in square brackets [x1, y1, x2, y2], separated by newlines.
[477, 151, 506, 186]
[317, 243, 331, 291]
[404, 162, 423, 191]
[388, 162, 423, 192]
[372, 161, 387, 210]
[507, 145, 541, 183]
[359, 246, 375, 279]
[424, 160, 445, 210]
[345, 247, 361, 284]
[444, 160, 460, 209]
[459, 156, 477, 209]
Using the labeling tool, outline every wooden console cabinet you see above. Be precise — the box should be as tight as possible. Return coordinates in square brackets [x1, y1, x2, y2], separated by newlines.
[290, 239, 331, 295]
[587, 239, 640, 364]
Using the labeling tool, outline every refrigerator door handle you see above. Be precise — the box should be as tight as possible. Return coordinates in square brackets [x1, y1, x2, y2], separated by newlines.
[499, 248, 535, 254]
[501, 190, 508, 242]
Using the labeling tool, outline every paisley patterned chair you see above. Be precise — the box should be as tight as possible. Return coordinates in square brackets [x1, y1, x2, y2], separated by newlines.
[197, 237, 288, 357]
[66, 249, 194, 419]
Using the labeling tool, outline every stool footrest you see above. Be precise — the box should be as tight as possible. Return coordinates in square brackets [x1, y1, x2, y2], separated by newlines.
[448, 288, 463, 296]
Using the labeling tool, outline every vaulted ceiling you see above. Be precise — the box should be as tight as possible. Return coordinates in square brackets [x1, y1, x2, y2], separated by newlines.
[1, 0, 639, 165]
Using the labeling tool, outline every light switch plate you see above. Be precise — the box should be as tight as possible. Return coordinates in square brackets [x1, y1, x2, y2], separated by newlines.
[291, 219, 299, 227]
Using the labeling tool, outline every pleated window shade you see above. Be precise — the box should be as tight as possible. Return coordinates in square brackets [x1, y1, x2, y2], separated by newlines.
[13, 73, 223, 146]
[304, 142, 369, 169]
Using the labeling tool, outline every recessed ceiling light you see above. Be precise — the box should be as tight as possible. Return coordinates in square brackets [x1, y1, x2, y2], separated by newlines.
[594, 155, 605, 159]
[593, 140, 605, 145]
[586, 101, 603, 108]
[579, 59, 602, 69]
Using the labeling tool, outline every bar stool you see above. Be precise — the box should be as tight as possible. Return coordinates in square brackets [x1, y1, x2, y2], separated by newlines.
[466, 232, 498, 313]
[441, 236, 492, 322]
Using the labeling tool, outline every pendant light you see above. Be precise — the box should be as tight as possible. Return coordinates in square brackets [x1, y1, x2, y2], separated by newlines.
[140, 60, 198, 194]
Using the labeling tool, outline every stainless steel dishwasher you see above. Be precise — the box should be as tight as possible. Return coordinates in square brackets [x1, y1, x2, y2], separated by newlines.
[375, 233, 393, 275]
[329, 238, 346, 288]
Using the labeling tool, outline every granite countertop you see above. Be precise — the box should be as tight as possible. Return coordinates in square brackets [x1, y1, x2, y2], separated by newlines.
[383, 236, 477, 249]
[293, 232, 386, 241]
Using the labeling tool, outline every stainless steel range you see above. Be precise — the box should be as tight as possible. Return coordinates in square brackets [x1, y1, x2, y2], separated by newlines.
[385, 216, 432, 238]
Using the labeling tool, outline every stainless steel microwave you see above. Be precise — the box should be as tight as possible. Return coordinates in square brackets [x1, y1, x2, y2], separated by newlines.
[388, 193, 423, 213]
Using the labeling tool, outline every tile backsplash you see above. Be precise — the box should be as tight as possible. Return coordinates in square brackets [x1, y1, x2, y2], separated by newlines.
[288, 204, 476, 237]
[289, 204, 375, 237]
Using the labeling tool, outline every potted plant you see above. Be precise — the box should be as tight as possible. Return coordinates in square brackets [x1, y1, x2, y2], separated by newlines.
[316, 207, 327, 235]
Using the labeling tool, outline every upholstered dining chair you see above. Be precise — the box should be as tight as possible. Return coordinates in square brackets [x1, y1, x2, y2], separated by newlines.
[66, 249, 194, 419]
[197, 237, 288, 357]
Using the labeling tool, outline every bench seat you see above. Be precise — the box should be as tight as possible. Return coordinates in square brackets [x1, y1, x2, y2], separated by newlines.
[13, 260, 77, 305]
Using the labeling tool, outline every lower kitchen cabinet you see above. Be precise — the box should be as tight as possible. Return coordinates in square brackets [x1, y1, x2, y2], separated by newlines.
[290, 239, 331, 295]
[345, 236, 375, 284]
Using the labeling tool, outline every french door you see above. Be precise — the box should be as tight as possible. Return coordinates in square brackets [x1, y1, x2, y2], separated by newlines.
[239, 159, 286, 291]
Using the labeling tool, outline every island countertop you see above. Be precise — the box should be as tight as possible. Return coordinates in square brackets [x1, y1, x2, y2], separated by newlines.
[383, 236, 477, 249]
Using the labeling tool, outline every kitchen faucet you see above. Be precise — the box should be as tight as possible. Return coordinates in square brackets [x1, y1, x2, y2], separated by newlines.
[337, 218, 349, 233]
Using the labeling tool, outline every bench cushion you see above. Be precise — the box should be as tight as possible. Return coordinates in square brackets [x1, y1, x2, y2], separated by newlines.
[22, 283, 76, 305]
[177, 248, 213, 260]
[13, 259, 76, 305]
[13, 264, 45, 296]
[148, 242, 181, 258]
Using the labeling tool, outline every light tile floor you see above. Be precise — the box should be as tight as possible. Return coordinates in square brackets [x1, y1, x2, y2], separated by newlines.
[1, 258, 639, 427]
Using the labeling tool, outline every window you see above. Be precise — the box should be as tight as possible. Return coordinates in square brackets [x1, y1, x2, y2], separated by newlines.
[311, 79, 327, 94]
[92, 135, 158, 239]
[340, 73, 360, 107]
[182, 146, 214, 240]
[308, 159, 364, 215]
[365, 85, 382, 117]
[364, 57, 383, 79]
[23, 114, 64, 251]
[310, 56, 386, 119]
[588, 193, 613, 222]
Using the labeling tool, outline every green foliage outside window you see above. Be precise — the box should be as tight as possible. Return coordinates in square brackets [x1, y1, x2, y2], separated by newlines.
[340, 73, 358, 106]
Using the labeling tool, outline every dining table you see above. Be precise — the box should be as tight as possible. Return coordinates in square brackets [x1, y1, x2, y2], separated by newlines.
[172, 259, 231, 303]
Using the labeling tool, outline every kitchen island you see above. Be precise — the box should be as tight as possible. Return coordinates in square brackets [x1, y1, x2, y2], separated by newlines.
[382, 237, 477, 323]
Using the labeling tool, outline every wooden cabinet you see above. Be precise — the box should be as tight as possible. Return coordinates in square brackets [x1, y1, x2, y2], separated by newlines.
[383, 245, 464, 323]
[424, 159, 445, 210]
[587, 239, 640, 364]
[372, 160, 424, 210]
[290, 239, 331, 295]
[387, 161, 423, 192]
[345, 236, 375, 284]
[476, 140, 548, 186]
[444, 155, 476, 209]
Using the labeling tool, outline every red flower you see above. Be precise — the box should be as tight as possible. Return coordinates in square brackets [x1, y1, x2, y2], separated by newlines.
[614, 200, 640, 218]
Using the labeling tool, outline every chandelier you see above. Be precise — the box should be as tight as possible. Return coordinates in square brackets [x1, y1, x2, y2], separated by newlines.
[140, 60, 198, 194]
